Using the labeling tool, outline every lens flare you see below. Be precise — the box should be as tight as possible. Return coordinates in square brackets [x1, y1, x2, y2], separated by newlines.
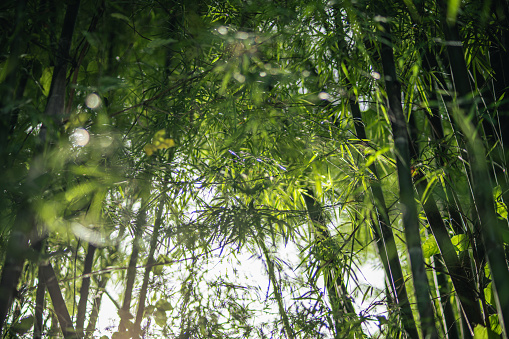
[85, 93, 101, 109]
[70, 128, 90, 146]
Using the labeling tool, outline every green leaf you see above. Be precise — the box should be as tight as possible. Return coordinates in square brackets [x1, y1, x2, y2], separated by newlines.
[496, 201, 507, 219]
[40, 67, 53, 96]
[489, 314, 502, 335]
[451, 234, 469, 252]
[474, 324, 488, 339]
[478, 289, 502, 337]
[422, 237, 439, 258]
[484, 282, 493, 305]
[494, 185, 502, 198]
[65, 182, 97, 202]
[154, 309, 167, 327]
[145, 305, 156, 315]
[11, 316, 34, 334]
[152, 261, 164, 275]
[87, 60, 99, 74]
[155, 299, 173, 311]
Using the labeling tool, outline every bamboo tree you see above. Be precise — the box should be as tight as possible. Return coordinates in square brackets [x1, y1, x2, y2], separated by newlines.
[257, 238, 295, 339]
[117, 175, 151, 336]
[85, 276, 108, 338]
[378, 19, 438, 338]
[332, 7, 419, 338]
[438, 2, 509, 336]
[302, 188, 362, 338]
[432, 253, 462, 339]
[34, 244, 46, 339]
[3, 1, 509, 338]
[405, 7, 486, 333]
[133, 191, 166, 338]
[406, 86, 483, 331]
[76, 189, 105, 335]
[40, 263, 79, 339]
[0, 0, 81, 331]
[75, 244, 96, 335]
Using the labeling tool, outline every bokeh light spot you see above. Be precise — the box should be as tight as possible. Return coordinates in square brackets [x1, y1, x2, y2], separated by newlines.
[236, 31, 249, 40]
[234, 73, 246, 83]
[218, 26, 228, 35]
[70, 128, 90, 147]
[318, 92, 330, 100]
[85, 93, 101, 109]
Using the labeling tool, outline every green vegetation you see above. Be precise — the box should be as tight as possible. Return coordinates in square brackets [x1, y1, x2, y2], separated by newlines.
[1, 0, 509, 338]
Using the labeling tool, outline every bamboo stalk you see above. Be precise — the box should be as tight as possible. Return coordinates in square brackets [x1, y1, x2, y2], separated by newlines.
[439, 2, 509, 335]
[40, 263, 79, 339]
[118, 191, 149, 334]
[332, 8, 420, 337]
[378, 21, 438, 339]
[303, 189, 360, 338]
[257, 238, 295, 339]
[0, 0, 81, 332]
[85, 276, 108, 338]
[133, 194, 166, 338]
[76, 243, 96, 335]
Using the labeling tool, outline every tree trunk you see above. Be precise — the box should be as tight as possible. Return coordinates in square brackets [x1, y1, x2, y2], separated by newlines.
[76, 243, 96, 336]
[118, 183, 150, 335]
[85, 276, 108, 338]
[0, 0, 81, 332]
[34, 265, 46, 339]
[302, 189, 361, 338]
[133, 194, 166, 338]
[439, 2, 509, 336]
[331, 8, 420, 337]
[378, 21, 438, 339]
[40, 263, 79, 339]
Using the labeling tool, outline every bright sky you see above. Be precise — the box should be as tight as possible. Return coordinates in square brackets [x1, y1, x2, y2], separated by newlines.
[94, 241, 386, 338]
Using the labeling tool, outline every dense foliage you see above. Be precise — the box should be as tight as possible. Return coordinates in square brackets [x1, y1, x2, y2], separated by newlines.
[1, 0, 509, 338]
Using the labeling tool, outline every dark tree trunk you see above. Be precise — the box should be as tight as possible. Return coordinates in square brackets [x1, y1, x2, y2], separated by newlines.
[378, 21, 438, 339]
[76, 244, 97, 335]
[118, 187, 150, 335]
[40, 263, 79, 339]
[34, 265, 46, 339]
[303, 189, 361, 338]
[85, 276, 107, 338]
[0, 0, 81, 332]
[133, 195, 165, 338]
[332, 8, 419, 338]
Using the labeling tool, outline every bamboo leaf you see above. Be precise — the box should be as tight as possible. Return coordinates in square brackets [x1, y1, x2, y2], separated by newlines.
[422, 237, 439, 258]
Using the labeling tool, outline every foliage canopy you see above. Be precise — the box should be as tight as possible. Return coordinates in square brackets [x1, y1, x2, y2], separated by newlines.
[1, 0, 509, 338]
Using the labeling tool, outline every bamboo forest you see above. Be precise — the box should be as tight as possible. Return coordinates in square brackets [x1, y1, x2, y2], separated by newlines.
[1, 0, 509, 338]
